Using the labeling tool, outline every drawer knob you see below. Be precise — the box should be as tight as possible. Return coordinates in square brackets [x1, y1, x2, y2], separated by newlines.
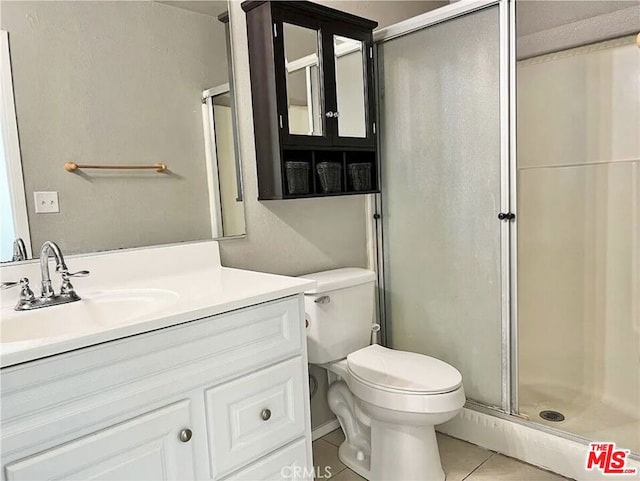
[261, 409, 272, 421]
[179, 428, 193, 443]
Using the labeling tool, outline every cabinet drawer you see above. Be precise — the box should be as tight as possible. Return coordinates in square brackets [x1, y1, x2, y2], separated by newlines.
[222, 439, 311, 481]
[206, 357, 307, 478]
[5, 401, 195, 481]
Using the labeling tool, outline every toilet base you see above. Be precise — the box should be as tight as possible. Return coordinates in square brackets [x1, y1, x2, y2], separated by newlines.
[323, 365, 463, 481]
[337, 440, 372, 480]
[327, 381, 372, 479]
[368, 419, 444, 481]
[336, 421, 445, 481]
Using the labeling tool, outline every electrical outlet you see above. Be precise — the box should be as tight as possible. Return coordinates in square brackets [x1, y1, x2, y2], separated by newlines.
[34, 191, 60, 213]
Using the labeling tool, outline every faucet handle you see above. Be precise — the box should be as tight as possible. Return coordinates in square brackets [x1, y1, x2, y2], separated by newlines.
[19, 278, 35, 302]
[64, 270, 90, 278]
[59, 270, 89, 297]
[2, 279, 35, 301]
[1, 281, 19, 290]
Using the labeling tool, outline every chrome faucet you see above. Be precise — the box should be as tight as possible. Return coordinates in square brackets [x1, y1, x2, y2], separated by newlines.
[40, 240, 69, 298]
[3, 241, 90, 311]
[12, 237, 28, 261]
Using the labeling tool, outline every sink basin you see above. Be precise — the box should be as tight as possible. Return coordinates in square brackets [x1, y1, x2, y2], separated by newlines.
[1, 288, 180, 344]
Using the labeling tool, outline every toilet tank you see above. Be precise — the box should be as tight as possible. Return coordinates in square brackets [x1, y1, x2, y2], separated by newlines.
[301, 268, 376, 364]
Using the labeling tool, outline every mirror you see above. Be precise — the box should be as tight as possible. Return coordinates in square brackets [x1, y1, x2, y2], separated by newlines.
[202, 86, 245, 238]
[334, 35, 367, 138]
[0, 0, 245, 263]
[283, 23, 323, 136]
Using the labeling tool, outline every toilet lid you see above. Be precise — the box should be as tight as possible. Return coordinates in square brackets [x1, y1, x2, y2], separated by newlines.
[347, 344, 462, 394]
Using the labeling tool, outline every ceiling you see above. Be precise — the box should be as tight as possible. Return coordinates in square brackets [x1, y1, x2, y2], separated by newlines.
[156, 1, 228, 18]
[516, 0, 638, 37]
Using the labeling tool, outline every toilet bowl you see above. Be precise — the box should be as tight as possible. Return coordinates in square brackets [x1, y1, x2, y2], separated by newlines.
[327, 345, 465, 481]
[302, 268, 465, 481]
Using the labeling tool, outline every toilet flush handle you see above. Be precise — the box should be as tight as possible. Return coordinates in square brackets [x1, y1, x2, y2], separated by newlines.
[314, 295, 331, 304]
[371, 323, 381, 344]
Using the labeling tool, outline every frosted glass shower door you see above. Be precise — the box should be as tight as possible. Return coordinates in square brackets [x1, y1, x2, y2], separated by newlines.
[378, 5, 504, 406]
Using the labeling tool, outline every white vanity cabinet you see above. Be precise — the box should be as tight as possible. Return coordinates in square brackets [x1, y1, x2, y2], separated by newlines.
[5, 401, 197, 481]
[0, 296, 313, 481]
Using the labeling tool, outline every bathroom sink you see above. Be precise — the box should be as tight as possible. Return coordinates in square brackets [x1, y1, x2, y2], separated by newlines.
[0, 288, 180, 344]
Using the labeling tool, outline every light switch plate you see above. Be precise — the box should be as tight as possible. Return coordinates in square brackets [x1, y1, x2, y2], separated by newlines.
[34, 191, 60, 213]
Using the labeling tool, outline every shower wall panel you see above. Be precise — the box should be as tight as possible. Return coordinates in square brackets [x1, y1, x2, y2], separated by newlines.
[517, 36, 639, 450]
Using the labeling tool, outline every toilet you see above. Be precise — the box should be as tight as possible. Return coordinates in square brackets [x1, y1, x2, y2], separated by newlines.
[302, 268, 465, 481]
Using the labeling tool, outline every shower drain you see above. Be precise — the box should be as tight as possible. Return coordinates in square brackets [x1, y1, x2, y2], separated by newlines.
[539, 410, 565, 422]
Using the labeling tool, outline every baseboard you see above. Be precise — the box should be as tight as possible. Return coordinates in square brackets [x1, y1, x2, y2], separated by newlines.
[312, 419, 341, 441]
[438, 408, 640, 481]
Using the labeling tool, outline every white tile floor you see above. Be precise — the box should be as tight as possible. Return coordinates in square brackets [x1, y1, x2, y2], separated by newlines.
[313, 429, 573, 481]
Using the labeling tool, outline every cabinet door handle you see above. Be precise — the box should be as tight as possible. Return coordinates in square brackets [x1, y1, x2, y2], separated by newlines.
[179, 428, 193, 442]
[314, 295, 330, 304]
[261, 409, 272, 421]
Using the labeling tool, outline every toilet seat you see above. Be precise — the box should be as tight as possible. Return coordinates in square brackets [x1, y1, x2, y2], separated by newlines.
[347, 344, 462, 394]
[344, 345, 465, 414]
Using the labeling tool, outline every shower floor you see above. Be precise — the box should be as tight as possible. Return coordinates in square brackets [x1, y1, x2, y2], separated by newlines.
[519, 383, 640, 454]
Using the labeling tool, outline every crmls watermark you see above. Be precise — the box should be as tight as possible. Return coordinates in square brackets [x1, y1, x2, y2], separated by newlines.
[281, 465, 332, 479]
[586, 442, 638, 476]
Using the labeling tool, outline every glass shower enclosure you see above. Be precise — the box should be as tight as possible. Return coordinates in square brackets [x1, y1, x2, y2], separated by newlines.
[375, 0, 639, 459]
[377, 4, 505, 408]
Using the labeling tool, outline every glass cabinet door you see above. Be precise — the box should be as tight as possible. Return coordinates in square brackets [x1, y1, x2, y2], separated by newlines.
[333, 35, 367, 138]
[325, 29, 374, 147]
[280, 21, 328, 144]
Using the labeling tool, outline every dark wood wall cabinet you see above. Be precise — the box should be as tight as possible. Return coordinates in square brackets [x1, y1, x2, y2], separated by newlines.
[242, 1, 379, 200]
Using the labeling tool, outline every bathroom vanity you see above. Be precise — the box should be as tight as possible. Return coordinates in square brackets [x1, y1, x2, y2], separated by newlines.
[0, 242, 315, 481]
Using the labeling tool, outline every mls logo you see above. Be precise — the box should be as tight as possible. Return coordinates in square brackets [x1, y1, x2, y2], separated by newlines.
[586, 443, 638, 475]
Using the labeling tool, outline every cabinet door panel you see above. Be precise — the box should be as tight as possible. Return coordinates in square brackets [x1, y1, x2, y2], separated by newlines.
[221, 439, 311, 481]
[206, 357, 307, 478]
[325, 26, 375, 148]
[5, 401, 195, 481]
[273, 10, 331, 147]
[283, 23, 324, 138]
[334, 35, 367, 138]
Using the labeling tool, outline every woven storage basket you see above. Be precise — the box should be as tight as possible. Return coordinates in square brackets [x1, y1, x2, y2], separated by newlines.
[348, 163, 372, 191]
[285, 161, 311, 195]
[316, 161, 342, 193]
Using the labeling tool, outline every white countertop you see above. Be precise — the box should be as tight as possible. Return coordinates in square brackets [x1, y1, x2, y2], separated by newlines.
[1, 242, 315, 367]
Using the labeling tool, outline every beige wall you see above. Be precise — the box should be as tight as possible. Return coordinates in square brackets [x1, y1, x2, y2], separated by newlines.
[309, 365, 335, 429]
[220, 0, 446, 278]
[2, 1, 227, 254]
